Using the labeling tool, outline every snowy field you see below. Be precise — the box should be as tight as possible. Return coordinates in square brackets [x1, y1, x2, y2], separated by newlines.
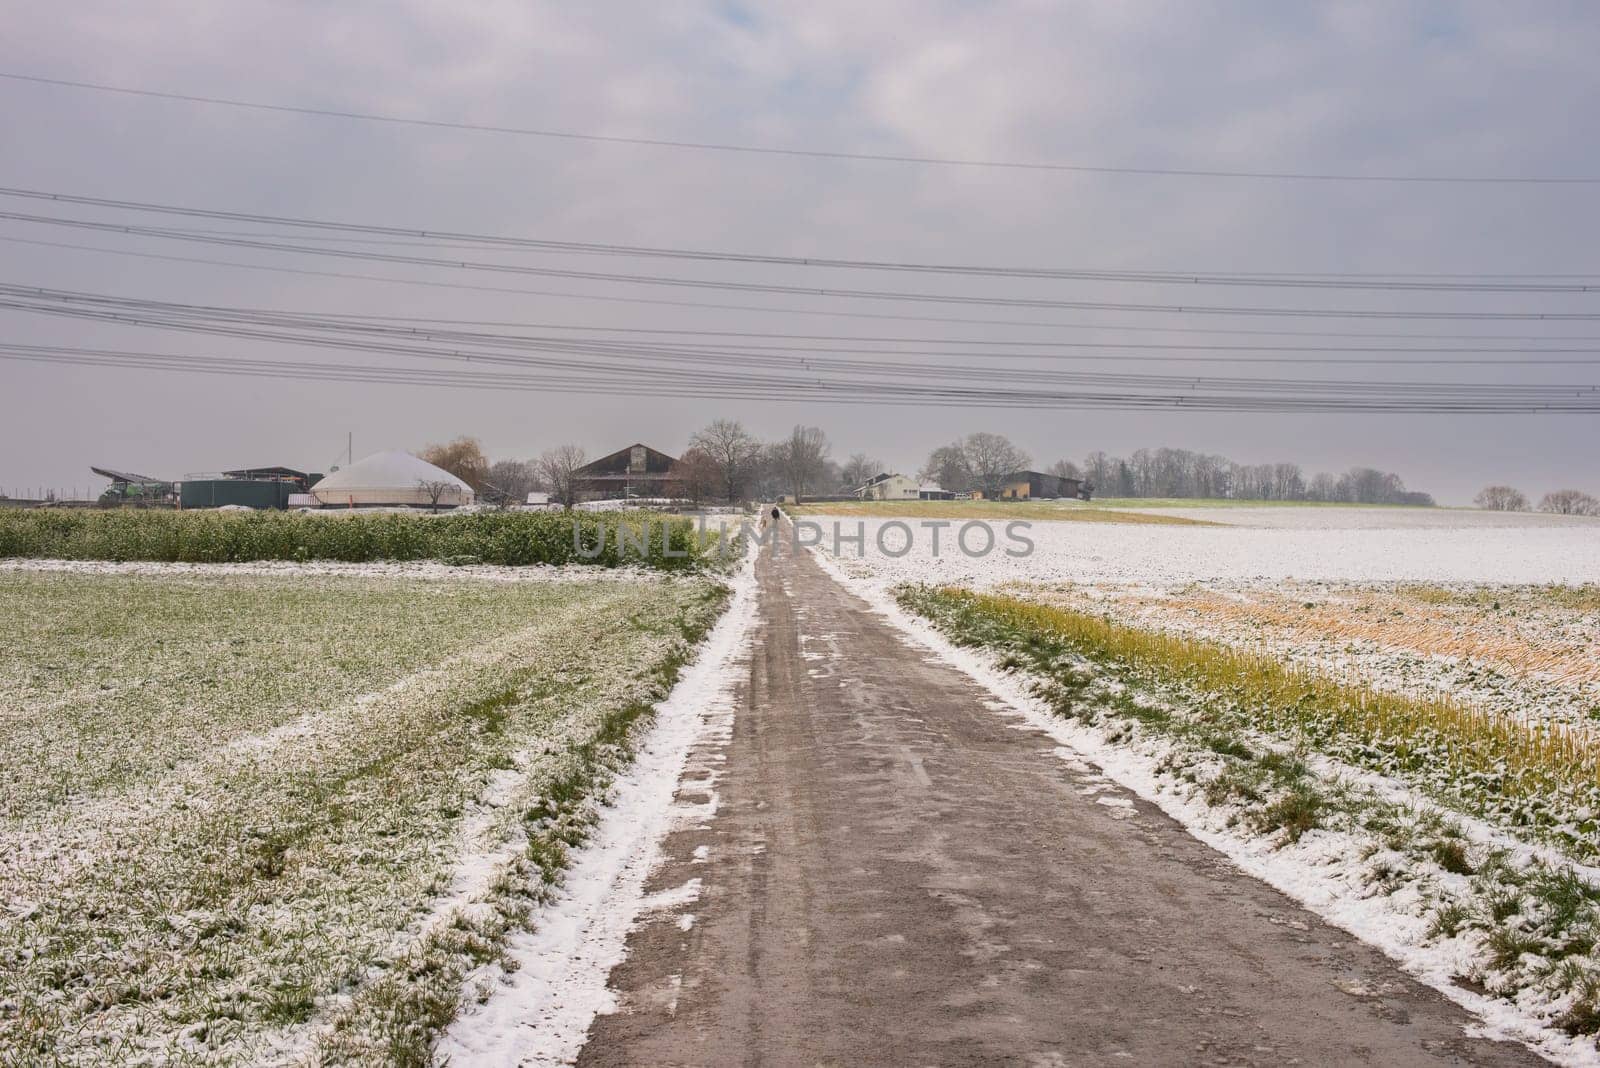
[1122, 504, 1600, 530]
[811, 506, 1600, 587]
[0, 565, 726, 1065]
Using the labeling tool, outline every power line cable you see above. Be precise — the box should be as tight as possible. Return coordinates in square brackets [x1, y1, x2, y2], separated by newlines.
[3, 71, 1596, 186]
[3, 186, 1598, 291]
[15, 232, 1600, 345]
[7, 285, 1600, 387]
[7, 344, 1595, 412]
[8, 210, 1600, 321]
[4, 289, 1594, 408]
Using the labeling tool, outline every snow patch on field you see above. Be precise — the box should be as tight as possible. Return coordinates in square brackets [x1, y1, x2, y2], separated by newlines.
[807, 546, 1598, 1067]
[435, 555, 756, 1067]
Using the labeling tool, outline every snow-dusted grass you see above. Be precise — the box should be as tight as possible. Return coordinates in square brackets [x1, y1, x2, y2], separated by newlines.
[1020, 580, 1600, 732]
[904, 588, 1600, 856]
[0, 567, 728, 1065]
[894, 584, 1600, 1059]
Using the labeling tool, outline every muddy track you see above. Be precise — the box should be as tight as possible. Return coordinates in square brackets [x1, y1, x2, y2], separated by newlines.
[575, 537, 1544, 1067]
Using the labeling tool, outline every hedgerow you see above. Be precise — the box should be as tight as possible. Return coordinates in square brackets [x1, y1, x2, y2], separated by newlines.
[0, 509, 711, 569]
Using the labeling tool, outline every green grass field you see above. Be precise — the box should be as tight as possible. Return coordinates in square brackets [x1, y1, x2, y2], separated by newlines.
[0, 567, 726, 1064]
[787, 499, 1214, 525]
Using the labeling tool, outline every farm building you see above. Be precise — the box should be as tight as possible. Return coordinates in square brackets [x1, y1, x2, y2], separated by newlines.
[179, 466, 323, 510]
[855, 473, 920, 500]
[91, 466, 175, 506]
[308, 450, 473, 508]
[573, 444, 683, 501]
[976, 471, 1089, 501]
[221, 466, 321, 491]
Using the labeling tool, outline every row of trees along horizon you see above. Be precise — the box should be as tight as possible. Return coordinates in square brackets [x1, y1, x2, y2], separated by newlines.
[416, 425, 1449, 508]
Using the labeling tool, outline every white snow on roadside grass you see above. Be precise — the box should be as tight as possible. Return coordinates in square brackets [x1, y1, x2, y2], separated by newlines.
[435, 554, 756, 1067]
[805, 546, 1599, 1068]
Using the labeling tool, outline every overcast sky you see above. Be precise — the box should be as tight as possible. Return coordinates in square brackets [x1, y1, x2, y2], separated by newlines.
[2, 0, 1598, 504]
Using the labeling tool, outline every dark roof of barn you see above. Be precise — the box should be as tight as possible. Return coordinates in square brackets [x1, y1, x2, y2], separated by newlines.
[574, 443, 679, 477]
[222, 466, 311, 481]
[1009, 470, 1083, 483]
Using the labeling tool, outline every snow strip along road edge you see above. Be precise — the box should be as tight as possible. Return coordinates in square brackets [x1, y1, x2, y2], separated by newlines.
[434, 553, 757, 1068]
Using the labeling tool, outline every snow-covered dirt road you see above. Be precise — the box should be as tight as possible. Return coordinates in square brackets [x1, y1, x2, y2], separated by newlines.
[570, 531, 1545, 1066]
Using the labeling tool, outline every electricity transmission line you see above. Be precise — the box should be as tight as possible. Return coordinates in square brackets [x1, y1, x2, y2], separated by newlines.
[3, 186, 1599, 291]
[3, 287, 1596, 413]
[3, 70, 1597, 185]
[9, 208, 1600, 321]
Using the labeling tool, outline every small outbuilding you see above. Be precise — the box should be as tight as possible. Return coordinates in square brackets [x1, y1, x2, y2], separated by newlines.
[308, 450, 474, 509]
[976, 471, 1087, 501]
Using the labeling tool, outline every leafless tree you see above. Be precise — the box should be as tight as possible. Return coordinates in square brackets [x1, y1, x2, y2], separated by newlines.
[773, 425, 831, 503]
[1475, 485, 1529, 511]
[960, 432, 1030, 499]
[672, 447, 722, 506]
[418, 436, 489, 490]
[918, 444, 971, 493]
[688, 419, 763, 503]
[1307, 471, 1340, 502]
[538, 444, 588, 510]
[1046, 458, 1082, 481]
[1538, 489, 1599, 516]
[840, 452, 882, 490]
[416, 479, 456, 514]
[1076, 445, 1429, 504]
[485, 459, 542, 507]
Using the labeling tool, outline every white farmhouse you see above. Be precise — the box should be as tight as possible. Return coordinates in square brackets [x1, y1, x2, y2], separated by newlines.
[855, 473, 921, 500]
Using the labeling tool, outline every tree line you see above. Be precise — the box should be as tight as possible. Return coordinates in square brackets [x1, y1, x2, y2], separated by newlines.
[1069, 447, 1434, 505]
[1474, 485, 1599, 516]
[414, 431, 1448, 507]
[414, 424, 853, 508]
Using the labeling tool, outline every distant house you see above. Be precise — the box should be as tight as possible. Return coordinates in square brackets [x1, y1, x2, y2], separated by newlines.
[918, 485, 956, 500]
[855, 472, 920, 500]
[974, 471, 1088, 501]
[573, 443, 683, 501]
